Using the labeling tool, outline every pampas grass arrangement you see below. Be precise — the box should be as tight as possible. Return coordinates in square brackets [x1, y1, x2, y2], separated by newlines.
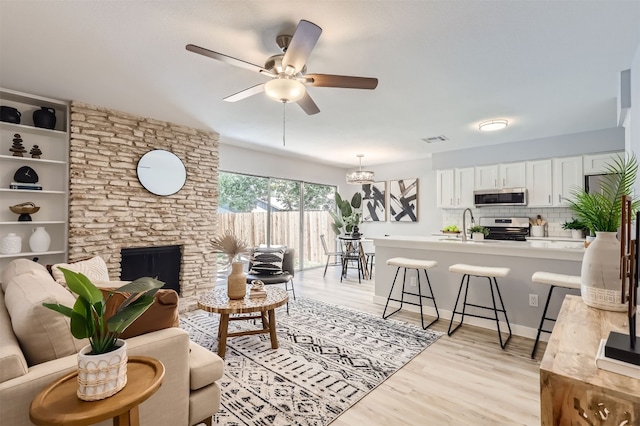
[211, 230, 248, 269]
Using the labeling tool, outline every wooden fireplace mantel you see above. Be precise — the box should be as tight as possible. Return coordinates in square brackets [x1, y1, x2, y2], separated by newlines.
[540, 295, 640, 424]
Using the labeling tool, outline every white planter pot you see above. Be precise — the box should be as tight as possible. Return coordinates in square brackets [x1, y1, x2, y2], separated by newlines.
[570, 229, 583, 239]
[580, 232, 627, 311]
[472, 232, 484, 241]
[77, 339, 128, 401]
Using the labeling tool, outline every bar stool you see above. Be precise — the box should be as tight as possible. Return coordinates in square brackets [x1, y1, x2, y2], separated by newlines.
[530, 272, 581, 359]
[382, 257, 440, 329]
[448, 264, 512, 349]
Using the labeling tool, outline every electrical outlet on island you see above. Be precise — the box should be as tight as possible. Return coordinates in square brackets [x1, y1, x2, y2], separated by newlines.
[529, 294, 538, 307]
[409, 277, 417, 287]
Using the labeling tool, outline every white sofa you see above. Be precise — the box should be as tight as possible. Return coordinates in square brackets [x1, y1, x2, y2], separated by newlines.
[0, 259, 223, 426]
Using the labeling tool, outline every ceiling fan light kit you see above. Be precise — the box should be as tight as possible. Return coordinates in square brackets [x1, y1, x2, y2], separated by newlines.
[346, 154, 375, 184]
[186, 19, 378, 115]
[265, 78, 306, 103]
[479, 119, 509, 131]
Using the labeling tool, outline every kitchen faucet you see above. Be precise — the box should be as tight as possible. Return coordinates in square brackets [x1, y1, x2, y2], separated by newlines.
[461, 208, 475, 242]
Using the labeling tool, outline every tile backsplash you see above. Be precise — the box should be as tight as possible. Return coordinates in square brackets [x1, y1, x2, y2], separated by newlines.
[441, 207, 578, 238]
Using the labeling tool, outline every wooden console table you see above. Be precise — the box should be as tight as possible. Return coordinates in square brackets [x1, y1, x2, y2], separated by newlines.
[540, 295, 640, 425]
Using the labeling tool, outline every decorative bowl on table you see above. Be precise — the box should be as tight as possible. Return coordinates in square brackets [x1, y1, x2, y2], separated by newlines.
[9, 202, 40, 221]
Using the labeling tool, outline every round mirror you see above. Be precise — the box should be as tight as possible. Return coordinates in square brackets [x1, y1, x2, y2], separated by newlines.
[137, 150, 187, 196]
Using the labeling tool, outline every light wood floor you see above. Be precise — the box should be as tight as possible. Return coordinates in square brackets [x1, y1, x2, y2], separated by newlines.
[293, 264, 544, 426]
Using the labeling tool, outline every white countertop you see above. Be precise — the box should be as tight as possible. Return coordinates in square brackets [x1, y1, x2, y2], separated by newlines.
[373, 235, 585, 261]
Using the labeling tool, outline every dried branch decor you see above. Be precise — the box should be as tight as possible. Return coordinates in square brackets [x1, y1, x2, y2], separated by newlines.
[211, 230, 248, 264]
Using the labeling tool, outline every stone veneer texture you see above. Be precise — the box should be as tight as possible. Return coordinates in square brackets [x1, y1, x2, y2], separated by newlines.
[68, 101, 219, 311]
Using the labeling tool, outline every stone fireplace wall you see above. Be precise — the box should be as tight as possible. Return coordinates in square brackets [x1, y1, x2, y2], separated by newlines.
[68, 101, 218, 311]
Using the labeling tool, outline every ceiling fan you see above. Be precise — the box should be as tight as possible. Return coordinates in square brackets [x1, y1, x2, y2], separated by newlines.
[186, 19, 378, 115]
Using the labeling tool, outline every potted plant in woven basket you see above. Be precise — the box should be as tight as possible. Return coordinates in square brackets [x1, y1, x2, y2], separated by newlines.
[43, 268, 163, 401]
[211, 230, 249, 299]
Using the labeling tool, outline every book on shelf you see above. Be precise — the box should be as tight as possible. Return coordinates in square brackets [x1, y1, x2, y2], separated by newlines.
[595, 338, 640, 379]
[248, 290, 267, 298]
[10, 182, 42, 190]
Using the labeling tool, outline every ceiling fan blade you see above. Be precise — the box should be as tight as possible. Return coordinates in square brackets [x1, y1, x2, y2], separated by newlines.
[186, 44, 273, 76]
[305, 74, 378, 90]
[297, 92, 320, 115]
[223, 83, 266, 102]
[282, 20, 322, 74]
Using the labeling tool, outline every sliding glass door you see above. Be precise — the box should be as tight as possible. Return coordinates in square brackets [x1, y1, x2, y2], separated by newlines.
[217, 171, 335, 271]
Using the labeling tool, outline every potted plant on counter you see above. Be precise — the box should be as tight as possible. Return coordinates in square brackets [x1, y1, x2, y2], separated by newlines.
[562, 218, 588, 240]
[43, 268, 163, 401]
[567, 154, 640, 311]
[468, 225, 489, 241]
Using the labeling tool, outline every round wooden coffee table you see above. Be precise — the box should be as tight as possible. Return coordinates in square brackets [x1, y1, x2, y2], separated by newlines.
[29, 356, 164, 426]
[198, 286, 289, 358]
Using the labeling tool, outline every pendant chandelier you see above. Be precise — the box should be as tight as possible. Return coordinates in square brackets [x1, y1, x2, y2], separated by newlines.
[346, 154, 375, 184]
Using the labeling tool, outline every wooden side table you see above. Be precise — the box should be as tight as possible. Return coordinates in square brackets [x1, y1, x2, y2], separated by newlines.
[540, 295, 640, 425]
[198, 287, 289, 358]
[30, 356, 164, 426]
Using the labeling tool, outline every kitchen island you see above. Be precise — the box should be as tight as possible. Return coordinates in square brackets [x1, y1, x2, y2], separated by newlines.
[372, 236, 584, 339]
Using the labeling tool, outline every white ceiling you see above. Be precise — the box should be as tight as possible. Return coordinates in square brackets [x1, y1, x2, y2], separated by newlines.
[1, 1, 639, 168]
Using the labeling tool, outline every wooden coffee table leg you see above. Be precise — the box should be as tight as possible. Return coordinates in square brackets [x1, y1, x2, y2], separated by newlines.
[218, 314, 230, 358]
[261, 311, 268, 330]
[267, 309, 278, 349]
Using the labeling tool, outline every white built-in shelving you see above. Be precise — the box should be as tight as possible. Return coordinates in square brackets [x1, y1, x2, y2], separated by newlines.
[0, 88, 69, 272]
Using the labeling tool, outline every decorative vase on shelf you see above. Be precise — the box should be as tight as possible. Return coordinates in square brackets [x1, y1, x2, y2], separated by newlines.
[0, 233, 22, 254]
[227, 261, 247, 300]
[580, 231, 626, 311]
[33, 106, 56, 130]
[29, 227, 50, 252]
[77, 339, 128, 401]
[472, 232, 484, 241]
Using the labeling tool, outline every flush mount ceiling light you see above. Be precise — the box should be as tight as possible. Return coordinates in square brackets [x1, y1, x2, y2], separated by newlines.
[479, 119, 509, 131]
[346, 154, 375, 185]
[264, 77, 306, 103]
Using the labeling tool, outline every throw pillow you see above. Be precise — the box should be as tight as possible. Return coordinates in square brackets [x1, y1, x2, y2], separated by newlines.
[51, 256, 110, 286]
[4, 272, 88, 366]
[249, 247, 286, 275]
[100, 288, 179, 339]
[1, 258, 50, 292]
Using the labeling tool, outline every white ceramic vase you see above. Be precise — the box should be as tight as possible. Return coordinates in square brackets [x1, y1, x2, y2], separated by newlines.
[472, 232, 484, 241]
[0, 233, 22, 254]
[77, 339, 128, 401]
[580, 231, 627, 311]
[29, 227, 51, 252]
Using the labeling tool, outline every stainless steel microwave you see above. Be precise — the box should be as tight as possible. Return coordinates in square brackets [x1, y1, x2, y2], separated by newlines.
[473, 188, 528, 207]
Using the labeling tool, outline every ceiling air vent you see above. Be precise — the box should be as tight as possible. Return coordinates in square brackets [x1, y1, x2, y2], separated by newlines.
[422, 135, 449, 143]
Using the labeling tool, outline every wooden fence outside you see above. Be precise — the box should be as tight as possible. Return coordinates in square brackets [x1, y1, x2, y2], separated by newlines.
[217, 211, 334, 268]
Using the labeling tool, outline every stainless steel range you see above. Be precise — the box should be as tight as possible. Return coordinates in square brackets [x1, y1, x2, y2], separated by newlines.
[479, 217, 531, 241]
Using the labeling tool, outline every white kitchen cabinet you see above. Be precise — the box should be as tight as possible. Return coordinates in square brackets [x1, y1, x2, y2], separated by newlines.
[526, 159, 553, 206]
[499, 162, 526, 188]
[436, 169, 455, 208]
[553, 156, 583, 206]
[454, 167, 475, 208]
[0, 88, 69, 273]
[583, 151, 624, 174]
[475, 162, 525, 190]
[475, 165, 499, 190]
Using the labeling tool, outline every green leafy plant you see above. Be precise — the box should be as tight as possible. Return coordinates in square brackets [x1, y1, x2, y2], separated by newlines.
[567, 154, 640, 235]
[329, 192, 362, 235]
[43, 268, 163, 354]
[562, 218, 588, 231]
[468, 225, 489, 237]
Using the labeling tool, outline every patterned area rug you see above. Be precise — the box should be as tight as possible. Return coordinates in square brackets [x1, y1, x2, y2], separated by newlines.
[181, 297, 441, 425]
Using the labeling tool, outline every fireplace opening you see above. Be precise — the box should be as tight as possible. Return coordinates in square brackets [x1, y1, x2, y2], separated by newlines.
[120, 245, 181, 295]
